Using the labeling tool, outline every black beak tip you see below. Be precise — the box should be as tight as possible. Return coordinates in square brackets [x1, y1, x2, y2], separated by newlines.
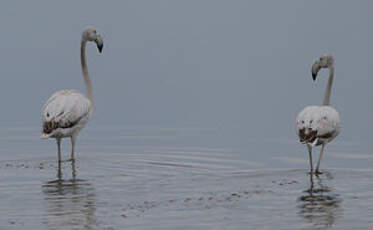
[97, 45, 103, 53]
[312, 74, 316, 81]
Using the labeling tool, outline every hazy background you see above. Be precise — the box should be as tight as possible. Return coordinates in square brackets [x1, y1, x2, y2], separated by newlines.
[2, 2, 373, 228]
[0, 0, 372, 154]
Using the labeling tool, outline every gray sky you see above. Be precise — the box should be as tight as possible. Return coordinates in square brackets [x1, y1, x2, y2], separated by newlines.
[0, 0, 372, 145]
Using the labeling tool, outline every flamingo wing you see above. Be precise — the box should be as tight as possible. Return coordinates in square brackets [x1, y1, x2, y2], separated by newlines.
[296, 106, 340, 145]
[313, 106, 340, 138]
[42, 90, 92, 135]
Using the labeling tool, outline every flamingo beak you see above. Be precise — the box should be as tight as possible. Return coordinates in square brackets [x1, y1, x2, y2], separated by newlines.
[96, 34, 103, 53]
[97, 43, 103, 53]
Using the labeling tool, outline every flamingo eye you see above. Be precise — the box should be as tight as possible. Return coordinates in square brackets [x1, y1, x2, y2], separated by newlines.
[301, 120, 304, 124]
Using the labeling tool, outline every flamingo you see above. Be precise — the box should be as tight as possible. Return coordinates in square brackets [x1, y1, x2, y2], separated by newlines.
[41, 27, 103, 164]
[296, 54, 341, 174]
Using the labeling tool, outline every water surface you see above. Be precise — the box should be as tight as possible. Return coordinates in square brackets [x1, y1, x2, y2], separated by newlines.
[1, 125, 373, 229]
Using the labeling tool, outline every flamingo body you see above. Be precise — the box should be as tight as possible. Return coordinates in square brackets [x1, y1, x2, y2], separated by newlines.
[296, 105, 340, 147]
[41, 90, 92, 139]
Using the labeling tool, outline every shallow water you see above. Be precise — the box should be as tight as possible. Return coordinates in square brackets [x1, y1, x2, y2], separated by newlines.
[1, 125, 373, 229]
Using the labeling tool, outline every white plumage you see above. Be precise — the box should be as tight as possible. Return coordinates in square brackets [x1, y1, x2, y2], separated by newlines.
[296, 106, 340, 146]
[295, 54, 340, 174]
[41, 90, 92, 139]
[41, 27, 103, 164]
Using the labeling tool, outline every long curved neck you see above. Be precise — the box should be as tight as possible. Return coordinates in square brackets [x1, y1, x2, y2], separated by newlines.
[322, 65, 334, 106]
[80, 40, 94, 105]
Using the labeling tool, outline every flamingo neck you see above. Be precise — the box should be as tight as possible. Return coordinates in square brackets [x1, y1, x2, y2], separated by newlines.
[323, 65, 334, 106]
[80, 40, 94, 106]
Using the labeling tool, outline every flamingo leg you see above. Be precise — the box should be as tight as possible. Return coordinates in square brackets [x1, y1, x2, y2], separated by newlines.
[71, 159, 76, 179]
[56, 138, 62, 163]
[307, 145, 313, 174]
[315, 143, 325, 174]
[70, 135, 76, 162]
[56, 138, 62, 179]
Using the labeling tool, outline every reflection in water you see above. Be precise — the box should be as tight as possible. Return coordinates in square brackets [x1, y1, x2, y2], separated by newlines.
[42, 161, 97, 230]
[297, 173, 343, 230]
